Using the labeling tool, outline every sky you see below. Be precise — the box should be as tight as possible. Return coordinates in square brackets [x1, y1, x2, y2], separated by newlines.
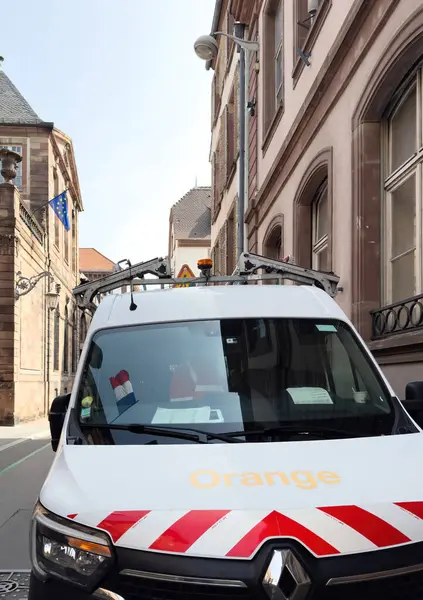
[2, 0, 215, 263]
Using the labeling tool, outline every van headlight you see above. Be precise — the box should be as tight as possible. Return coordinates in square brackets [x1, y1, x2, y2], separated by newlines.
[30, 502, 114, 590]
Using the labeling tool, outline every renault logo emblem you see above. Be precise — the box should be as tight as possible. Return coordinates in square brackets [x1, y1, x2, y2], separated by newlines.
[262, 550, 311, 600]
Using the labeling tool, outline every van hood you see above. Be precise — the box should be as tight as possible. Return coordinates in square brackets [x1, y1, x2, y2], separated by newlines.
[40, 434, 423, 559]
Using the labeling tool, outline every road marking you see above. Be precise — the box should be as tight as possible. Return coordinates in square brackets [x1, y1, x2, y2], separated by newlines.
[30, 430, 50, 440]
[0, 438, 26, 452]
[0, 443, 50, 477]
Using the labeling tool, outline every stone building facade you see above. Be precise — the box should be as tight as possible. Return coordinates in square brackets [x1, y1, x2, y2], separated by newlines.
[209, 0, 261, 275]
[0, 68, 83, 425]
[206, 0, 423, 398]
[168, 186, 211, 277]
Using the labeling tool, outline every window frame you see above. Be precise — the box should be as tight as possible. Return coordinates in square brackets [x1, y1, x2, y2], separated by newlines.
[53, 167, 60, 249]
[311, 179, 329, 270]
[292, 0, 332, 87]
[226, 84, 236, 179]
[274, 1, 284, 108]
[53, 308, 60, 372]
[262, 0, 285, 148]
[75, 318, 397, 439]
[64, 306, 69, 373]
[0, 145, 23, 189]
[382, 68, 423, 305]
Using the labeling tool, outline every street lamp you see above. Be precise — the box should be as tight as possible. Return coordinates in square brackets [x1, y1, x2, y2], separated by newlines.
[15, 271, 60, 310]
[194, 30, 259, 259]
[15, 271, 54, 300]
[45, 284, 61, 311]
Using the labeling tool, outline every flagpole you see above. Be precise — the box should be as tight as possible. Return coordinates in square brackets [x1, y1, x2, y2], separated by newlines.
[30, 189, 69, 216]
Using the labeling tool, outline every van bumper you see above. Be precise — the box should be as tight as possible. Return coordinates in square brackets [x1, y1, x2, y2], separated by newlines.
[28, 572, 123, 600]
[28, 538, 423, 600]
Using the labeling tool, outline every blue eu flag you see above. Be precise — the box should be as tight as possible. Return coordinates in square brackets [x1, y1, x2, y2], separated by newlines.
[49, 191, 70, 231]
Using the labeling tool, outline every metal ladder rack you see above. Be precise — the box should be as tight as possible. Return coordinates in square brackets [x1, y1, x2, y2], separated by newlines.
[72, 252, 340, 310]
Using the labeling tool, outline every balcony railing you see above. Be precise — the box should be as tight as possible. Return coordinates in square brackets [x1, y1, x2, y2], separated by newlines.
[19, 200, 44, 244]
[371, 294, 423, 339]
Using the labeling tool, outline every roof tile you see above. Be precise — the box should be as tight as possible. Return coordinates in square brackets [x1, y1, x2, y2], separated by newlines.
[79, 248, 116, 272]
[0, 70, 42, 124]
[170, 186, 211, 240]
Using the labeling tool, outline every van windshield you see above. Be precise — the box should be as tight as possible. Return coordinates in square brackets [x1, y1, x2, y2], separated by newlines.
[75, 318, 397, 445]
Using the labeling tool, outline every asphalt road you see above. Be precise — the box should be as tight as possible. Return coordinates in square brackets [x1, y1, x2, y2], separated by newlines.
[0, 435, 53, 570]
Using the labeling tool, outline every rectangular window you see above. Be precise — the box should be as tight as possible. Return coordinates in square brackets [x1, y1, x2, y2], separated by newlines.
[72, 210, 77, 273]
[64, 230, 69, 263]
[0, 145, 23, 189]
[263, 0, 284, 135]
[212, 153, 218, 219]
[53, 309, 60, 371]
[226, 209, 236, 275]
[383, 70, 423, 304]
[53, 168, 60, 249]
[64, 311, 69, 374]
[226, 87, 236, 175]
[295, 0, 311, 50]
[72, 322, 78, 373]
[293, 0, 330, 85]
[226, 10, 235, 67]
[274, 3, 284, 107]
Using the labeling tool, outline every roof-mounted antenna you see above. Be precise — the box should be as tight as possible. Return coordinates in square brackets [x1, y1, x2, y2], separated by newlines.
[117, 259, 138, 311]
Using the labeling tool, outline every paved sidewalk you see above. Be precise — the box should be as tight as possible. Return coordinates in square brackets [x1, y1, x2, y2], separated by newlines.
[0, 418, 49, 441]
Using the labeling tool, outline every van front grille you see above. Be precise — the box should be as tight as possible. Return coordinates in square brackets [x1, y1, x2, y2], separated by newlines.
[114, 573, 254, 600]
[318, 568, 423, 600]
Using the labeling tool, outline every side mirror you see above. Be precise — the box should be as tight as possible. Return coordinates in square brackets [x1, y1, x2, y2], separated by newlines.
[403, 382, 423, 428]
[49, 393, 71, 452]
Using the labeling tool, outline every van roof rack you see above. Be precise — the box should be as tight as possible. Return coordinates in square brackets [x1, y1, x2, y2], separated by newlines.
[73, 252, 340, 310]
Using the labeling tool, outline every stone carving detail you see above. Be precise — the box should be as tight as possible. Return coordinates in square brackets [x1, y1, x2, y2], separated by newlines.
[0, 148, 22, 184]
[0, 233, 18, 256]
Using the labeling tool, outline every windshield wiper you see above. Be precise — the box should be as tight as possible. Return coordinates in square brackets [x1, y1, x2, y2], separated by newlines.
[223, 424, 369, 440]
[79, 422, 244, 443]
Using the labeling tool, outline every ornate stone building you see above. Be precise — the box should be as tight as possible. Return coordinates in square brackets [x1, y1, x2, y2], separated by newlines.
[0, 67, 83, 425]
[206, 0, 423, 397]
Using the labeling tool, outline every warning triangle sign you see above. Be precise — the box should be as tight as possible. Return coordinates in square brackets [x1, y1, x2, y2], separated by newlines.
[175, 264, 195, 288]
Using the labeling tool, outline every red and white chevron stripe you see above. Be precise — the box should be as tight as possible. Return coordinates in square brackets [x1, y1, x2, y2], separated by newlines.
[67, 502, 423, 559]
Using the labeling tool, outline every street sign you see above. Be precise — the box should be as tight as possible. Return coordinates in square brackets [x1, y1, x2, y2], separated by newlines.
[175, 264, 195, 288]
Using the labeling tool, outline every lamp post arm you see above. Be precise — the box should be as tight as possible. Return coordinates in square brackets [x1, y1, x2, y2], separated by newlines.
[15, 271, 54, 300]
[213, 31, 259, 52]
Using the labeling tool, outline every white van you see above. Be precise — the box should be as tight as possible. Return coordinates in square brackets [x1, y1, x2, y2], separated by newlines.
[28, 256, 423, 600]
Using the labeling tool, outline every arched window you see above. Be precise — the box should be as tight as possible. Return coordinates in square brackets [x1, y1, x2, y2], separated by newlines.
[312, 179, 329, 271]
[383, 72, 423, 303]
[53, 308, 60, 371]
[63, 306, 69, 373]
[293, 149, 332, 270]
[263, 216, 283, 260]
[351, 6, 423, 339]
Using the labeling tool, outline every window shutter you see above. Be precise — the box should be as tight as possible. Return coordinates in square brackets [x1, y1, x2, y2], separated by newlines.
[222, 105, 229, 185]
[211, 76, 217, 124]
[212, 152, 218, 220]
[216, 116, 226, 207]
[227, 89, 235, 169]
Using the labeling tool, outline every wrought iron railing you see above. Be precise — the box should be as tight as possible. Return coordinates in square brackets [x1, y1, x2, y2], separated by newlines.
[19, 200, 44, 244]
[371, 294, 423, 339]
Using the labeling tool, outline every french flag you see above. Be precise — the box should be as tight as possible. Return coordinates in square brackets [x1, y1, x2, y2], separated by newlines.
[109, 370, 137, 415]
